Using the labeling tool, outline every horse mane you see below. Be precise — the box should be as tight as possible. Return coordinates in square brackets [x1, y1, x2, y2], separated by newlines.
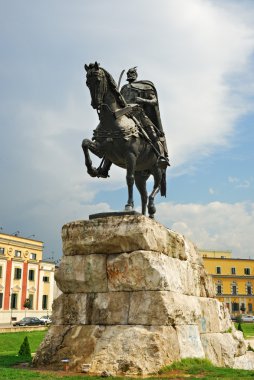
[102, 68, 127, 108]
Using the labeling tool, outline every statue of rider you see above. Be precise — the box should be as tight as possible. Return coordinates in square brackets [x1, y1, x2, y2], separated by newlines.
[96, 67, 169, 178]
[120, 67, 169, 166]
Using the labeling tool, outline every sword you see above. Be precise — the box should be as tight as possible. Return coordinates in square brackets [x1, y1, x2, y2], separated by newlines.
[117, 69, 125, 90]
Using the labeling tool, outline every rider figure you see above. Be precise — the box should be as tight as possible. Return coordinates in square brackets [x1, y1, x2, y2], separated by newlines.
[97, 67, 169, 178]
[120, 67, 169, 166]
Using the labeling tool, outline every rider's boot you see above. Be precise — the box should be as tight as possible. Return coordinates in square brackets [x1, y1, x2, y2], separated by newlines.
[151, 135, 170, 169]
[144, 122, 170, 169]
[96, 158, 112, 178]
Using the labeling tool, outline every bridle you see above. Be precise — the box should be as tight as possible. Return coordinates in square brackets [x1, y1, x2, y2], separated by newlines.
[86, 68, 107, 114]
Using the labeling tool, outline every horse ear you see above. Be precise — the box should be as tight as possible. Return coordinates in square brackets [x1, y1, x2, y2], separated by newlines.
[94, 61, 100, 70]
[84, 64, 89, 71]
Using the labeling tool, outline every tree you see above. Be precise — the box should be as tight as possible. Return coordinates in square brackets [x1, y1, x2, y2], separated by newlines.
[23, 298, 31, 309]
[18, 336, 31, 357]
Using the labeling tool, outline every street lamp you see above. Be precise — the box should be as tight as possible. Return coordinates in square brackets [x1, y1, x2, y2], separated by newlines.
[9, 288, 13, 325]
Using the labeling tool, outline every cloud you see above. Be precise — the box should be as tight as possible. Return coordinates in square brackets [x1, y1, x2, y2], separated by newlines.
[1, 0, 254, 257]
[228, 176, 251, 188]
[156, 201, 254, 258]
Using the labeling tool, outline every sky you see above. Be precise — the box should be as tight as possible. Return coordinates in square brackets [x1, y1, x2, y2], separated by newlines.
[1, 0, 254, 260]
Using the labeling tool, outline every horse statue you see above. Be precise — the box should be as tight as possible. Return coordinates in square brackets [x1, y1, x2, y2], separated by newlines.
[82, 62, 168, 218]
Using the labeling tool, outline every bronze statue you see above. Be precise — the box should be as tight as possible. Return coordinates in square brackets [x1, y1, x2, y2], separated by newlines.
[82, 62, 169, 218]
[120, 66, 168, 165]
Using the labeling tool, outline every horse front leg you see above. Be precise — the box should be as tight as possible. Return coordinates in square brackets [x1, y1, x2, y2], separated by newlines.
[81, 138, 102, 177]
[125, 153, 136, 211]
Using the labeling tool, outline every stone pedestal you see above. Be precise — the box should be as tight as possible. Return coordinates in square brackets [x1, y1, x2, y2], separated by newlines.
[33, 215, 254, 374]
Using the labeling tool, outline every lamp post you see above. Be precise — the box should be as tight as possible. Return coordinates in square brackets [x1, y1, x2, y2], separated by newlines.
[9, 288, 13, 325]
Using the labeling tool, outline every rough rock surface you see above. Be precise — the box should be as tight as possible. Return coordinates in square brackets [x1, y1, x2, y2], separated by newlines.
[33, 215, 253, 374]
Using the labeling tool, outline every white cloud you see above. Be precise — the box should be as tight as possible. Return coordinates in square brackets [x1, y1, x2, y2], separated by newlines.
[156, 201, 254, 258]
[228, 176, 252, 188]
[1, 0, 254, 256]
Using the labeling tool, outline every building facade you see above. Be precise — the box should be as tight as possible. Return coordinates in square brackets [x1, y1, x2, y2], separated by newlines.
[0, 233, 56, 324]
[200, 249, 254, 315]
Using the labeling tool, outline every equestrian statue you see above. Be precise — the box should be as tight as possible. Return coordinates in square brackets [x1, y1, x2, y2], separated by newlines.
[82, 62, 170, 218]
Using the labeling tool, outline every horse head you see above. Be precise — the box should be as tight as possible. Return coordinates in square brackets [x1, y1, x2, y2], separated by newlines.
[84, 62, 107, 110]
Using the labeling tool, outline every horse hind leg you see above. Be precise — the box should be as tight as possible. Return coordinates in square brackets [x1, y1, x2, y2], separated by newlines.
[148, 167, 162, 219]
[125, 153, 136, 211]
[135, 171, 150, 215]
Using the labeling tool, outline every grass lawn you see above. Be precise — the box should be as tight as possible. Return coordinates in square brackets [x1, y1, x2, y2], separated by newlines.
[1, 331, 254, 379]
[235, 322, 254, 338]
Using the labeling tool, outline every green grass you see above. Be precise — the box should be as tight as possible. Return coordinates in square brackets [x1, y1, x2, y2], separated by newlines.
[237, 323, 254, 338]
[1, 332, 254, 379]
[159, 358, 254, 379]
[0, 330, 46, 355]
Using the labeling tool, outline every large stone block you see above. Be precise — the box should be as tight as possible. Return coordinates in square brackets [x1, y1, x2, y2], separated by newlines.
[107, 250, 213, 296]
[200, 333, 239, 367]
[34, 324, 180, 375]
[90, 292, 130, 325]
[233, 351, 254, 370]
[55, 254, 108, 293]
[62, 215, 201, 263]
[176, 325, 205, 359]
[52, 294, 88, 325]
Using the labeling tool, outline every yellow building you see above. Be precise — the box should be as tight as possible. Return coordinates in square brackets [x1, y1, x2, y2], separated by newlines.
[0, 232, 57, 324]
[200, 249, 254, 315]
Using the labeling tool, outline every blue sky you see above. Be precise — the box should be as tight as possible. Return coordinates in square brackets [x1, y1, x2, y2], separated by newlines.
[1, 0, 254, 260]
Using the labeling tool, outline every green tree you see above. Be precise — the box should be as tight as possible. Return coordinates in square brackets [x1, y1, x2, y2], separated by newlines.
[18, 336, 31, 357]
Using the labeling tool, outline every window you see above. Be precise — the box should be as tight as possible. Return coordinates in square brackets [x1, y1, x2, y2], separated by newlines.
[30, 253, 37, 260]
[28, 270, 35, 281]
[43, 276, 49, 283]
[0, 248, 4, 255]
[249, 303, 253, 312]
[232, 285, 237, 295]
[11, 293, 18, 309]
[14, 267, 22, 279]
[246, 282, 252, 295]
[216, 285, 222, 295]
[29, 294, 34, 309]
[216, 266, 221, 274]
[241, 303, 246, 311]
[15, 250, 21, 258]
[231, 267, 236, 275]
[42, 295, 48, 310]
[232, 302, 239, 312]
[0, 293, 3, 309]
[0, 266, 2, 278]
[244, 268, 251, 275]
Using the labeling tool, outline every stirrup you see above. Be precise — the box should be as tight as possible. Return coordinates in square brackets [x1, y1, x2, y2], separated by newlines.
[157, 156, 170, 169]
[97, 167, 110, 178]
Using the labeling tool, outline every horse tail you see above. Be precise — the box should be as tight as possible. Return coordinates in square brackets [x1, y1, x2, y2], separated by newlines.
[160, 170, 167, 197]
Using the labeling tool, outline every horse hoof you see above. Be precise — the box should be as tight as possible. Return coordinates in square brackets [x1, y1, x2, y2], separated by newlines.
[87, 167, 98, 177]
[125, 204, 134, 211]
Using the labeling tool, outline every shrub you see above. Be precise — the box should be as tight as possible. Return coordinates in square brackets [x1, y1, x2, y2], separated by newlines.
[236, 314, 242, 324]
[18, 336, 31, 357]
[237, 323, 243, 333]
